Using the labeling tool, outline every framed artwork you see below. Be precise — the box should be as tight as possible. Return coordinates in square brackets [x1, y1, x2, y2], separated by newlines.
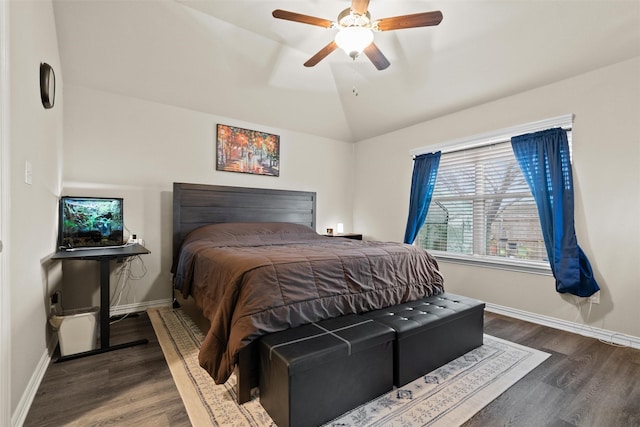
[216, 124, 280, 177]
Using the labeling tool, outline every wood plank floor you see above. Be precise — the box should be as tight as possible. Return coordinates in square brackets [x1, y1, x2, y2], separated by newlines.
[24, 313, 190, 427]
[24, 311, 640, 426]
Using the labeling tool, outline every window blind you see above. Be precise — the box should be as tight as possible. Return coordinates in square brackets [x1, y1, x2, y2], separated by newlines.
[417, 140, 549, 264]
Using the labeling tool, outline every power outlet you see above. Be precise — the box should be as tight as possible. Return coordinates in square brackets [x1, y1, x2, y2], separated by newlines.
[128, 234, 144, 246]
[588, 291, 601, 304]
[49, 291, 61, 314]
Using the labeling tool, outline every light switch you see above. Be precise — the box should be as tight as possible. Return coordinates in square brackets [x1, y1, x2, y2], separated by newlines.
[25, 160, 32, 185]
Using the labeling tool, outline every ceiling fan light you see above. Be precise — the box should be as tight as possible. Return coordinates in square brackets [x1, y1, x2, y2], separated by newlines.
[335, 26, 373, 59]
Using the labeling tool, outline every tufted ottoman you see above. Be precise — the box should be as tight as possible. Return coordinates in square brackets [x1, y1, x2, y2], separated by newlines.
[259, 314, 395, 427]
[361, 292, 485, 386]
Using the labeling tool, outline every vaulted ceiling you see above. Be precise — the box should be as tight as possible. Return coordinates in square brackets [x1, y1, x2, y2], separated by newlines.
[53, 1, 640, 142]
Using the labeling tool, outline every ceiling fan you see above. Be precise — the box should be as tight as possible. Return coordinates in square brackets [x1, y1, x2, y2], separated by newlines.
[272, 0, 443, 70]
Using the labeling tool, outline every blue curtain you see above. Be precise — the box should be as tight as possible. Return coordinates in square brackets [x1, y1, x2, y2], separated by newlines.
[404, 152, 441, 244]
[511, 128, 599, 297]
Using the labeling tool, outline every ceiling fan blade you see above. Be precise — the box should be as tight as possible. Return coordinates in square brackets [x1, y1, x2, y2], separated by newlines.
[363, 43, 390, 70]
[304, 41, 338, 67]
[351, 0, 370, 15]
[272, 9, 333, 28]
[376, 11, 443, 31]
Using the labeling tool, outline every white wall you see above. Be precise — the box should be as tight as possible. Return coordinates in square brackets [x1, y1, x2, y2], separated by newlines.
[0, 3, 9, 425]
[354, 57, 640, 340]
[9, 0, 64, 422]
[61, 85, 355, 310]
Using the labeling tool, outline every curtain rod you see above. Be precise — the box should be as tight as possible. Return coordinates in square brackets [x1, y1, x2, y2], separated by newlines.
[409, 114, 574, 157]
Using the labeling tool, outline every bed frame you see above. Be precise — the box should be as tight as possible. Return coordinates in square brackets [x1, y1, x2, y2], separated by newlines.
[172, 182, 317, 403]
[172, 182, 316, 269]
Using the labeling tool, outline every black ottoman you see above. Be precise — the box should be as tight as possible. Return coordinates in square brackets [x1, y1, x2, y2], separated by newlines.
[259, 314, 395, 427]
[361, 292, 485, 387]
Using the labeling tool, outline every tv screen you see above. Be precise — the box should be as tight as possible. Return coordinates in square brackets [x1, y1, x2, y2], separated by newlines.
[58, 197, 124, 249]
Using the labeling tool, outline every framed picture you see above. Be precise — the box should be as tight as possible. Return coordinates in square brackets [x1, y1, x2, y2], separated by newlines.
[216, 124, 280, 177]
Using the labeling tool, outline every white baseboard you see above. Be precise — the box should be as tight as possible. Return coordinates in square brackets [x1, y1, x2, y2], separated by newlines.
[109, 298, 173, 317]
[486, 303, 640, 349]
[11, 348, 50, 427]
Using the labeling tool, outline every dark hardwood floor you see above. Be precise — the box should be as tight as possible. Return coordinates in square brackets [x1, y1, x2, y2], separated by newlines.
[465, 313, 640, 427]
[24, 313, 190, 427]
[25, 311, 640, 427]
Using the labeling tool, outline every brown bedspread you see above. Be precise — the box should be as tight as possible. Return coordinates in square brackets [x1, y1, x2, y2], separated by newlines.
[173, 222, 444, 384]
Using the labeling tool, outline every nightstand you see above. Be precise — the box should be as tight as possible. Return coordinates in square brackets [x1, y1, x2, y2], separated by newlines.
[325, 233, 363, 240]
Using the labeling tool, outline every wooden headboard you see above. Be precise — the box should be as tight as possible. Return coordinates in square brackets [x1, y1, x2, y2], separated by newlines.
[172, 182, 317, 269]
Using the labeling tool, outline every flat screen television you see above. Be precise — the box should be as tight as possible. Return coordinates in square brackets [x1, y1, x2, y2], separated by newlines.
[58, 196, 124, 250]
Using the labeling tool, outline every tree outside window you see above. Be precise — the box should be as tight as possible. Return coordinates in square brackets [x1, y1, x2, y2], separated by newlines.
[417, 141, 548, 264]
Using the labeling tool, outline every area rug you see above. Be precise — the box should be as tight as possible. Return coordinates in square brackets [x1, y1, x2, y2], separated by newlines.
[148, 307, 549, 427]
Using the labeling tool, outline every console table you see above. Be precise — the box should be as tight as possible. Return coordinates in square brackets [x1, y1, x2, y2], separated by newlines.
[52, 244, 150, 361]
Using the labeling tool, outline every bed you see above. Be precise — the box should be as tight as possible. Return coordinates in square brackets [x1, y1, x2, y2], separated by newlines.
[172, 183, 445, 403]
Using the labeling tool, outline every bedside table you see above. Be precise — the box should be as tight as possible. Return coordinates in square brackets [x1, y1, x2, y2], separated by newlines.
[325, 233, 363, 240]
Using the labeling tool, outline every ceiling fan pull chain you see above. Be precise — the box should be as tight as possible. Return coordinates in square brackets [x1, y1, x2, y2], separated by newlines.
[352, 63, 359, 96]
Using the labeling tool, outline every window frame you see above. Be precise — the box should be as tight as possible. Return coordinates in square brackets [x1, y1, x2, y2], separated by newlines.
[409, 115, 573, 275]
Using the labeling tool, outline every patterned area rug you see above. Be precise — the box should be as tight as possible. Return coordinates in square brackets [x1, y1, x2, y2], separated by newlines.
[148, 307, 549, 427]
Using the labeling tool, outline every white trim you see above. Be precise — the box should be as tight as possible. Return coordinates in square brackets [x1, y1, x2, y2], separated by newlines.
[10, 350, 50, 427]
[109, 298, 173, 317]
[486, 303, 640, 350]
[434, 252, 553, 276]
[0, 1, 10, 426]
[409, 114, 574, 156]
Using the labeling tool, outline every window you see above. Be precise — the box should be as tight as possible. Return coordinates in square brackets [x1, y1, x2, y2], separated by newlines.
[412, 116, 572, 273]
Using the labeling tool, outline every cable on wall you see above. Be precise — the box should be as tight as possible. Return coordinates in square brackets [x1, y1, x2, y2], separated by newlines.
[110, 255, 147, 324]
